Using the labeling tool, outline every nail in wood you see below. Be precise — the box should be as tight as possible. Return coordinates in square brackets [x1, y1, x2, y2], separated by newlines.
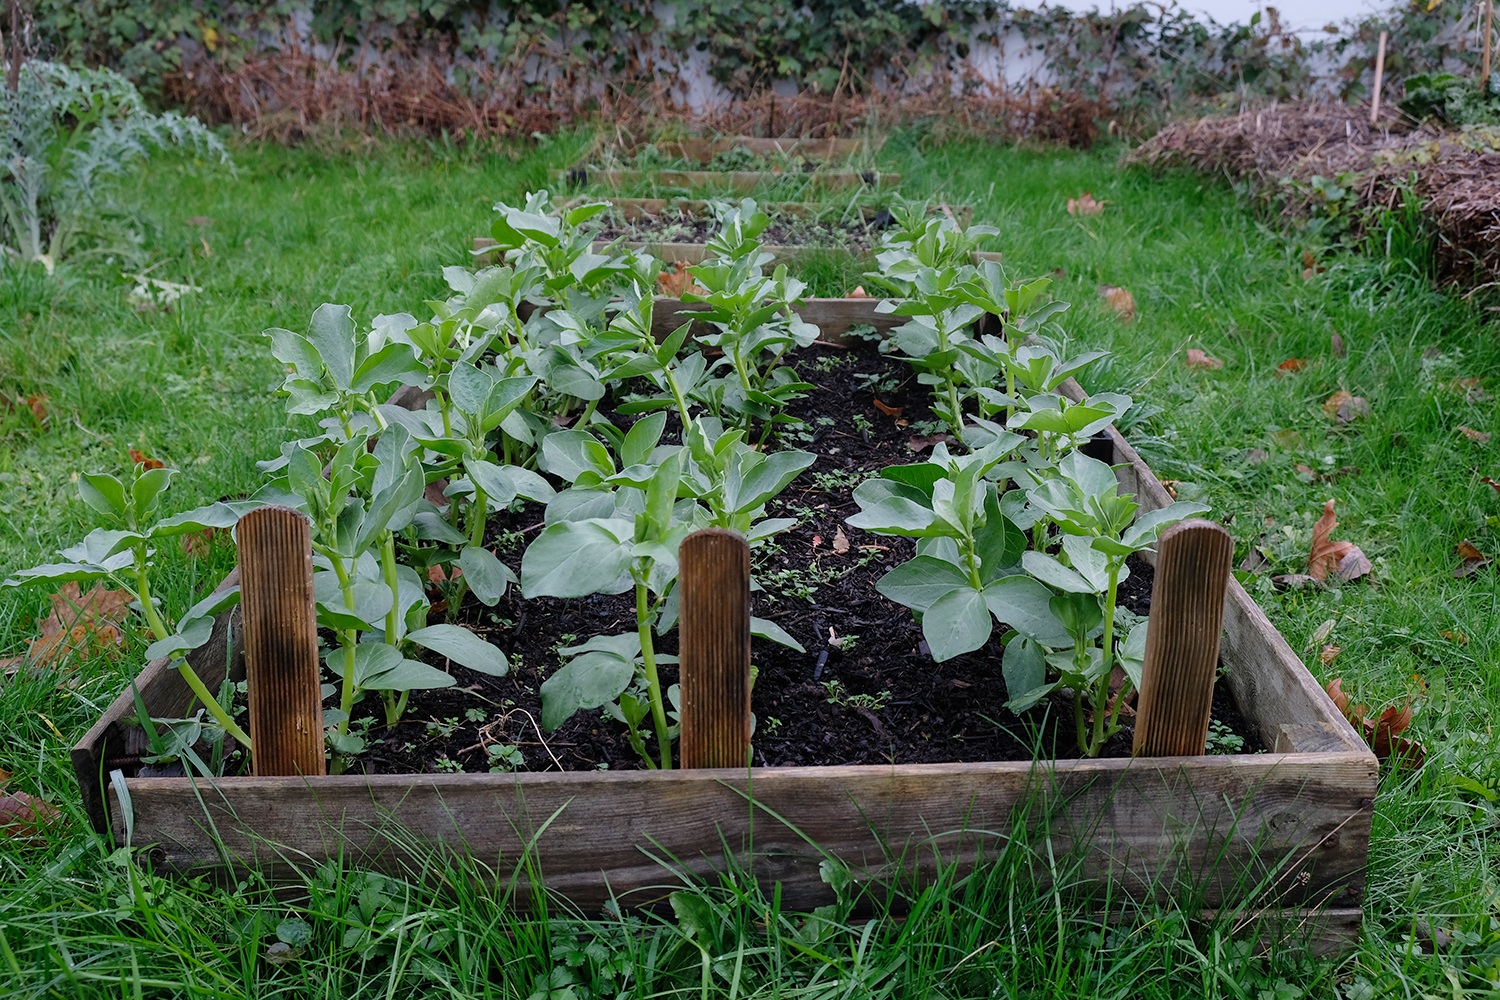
[1132, 519, 1234, 758]
[238, 505, 325, 776]
[678, 528, 752, 769]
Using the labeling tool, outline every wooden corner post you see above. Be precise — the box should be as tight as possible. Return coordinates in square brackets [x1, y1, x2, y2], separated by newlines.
[678, 528, 752, 769]
[1132, 519, 1234, 758]
[237, 505, 325, 776]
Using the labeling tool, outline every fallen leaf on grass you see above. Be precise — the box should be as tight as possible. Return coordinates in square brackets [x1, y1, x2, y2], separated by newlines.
[2, 391, 49, 427]
[1454, 539, 1490, 578]
[1319, 644, 1342, 666]
[1159, 479, 1180, 499]
[1184, 348, 1223, 370]
[1275, 358, 1307, 376]
[129, 448, 166, 471]
[1441, 630, 1469, 644]
[1301, 251, 1327, 280]
[1270, 573, 1319, 589]
[1308, 499, 1371, 583]
[871, 399, 902, 418]
[1067, 192, 1105, 216]
[1245, 448, 1270, 465]
[1458, 425, 1491, 443]
[1098, 285, 1135, 321]
[847, 286, 868, 298]
[1452, 377, 1490, 402]
[0, 790, 58, 842]
[1322, 390, 1370, 423]
[1482, 477, 1500, 495]
[23, 582, 131, 669]
[1331, 332, 1346, 358]
[1325, 678, 1426, 769]
[831, 527, 850, 554]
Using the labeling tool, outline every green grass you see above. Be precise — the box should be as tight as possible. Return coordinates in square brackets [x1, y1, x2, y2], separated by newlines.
[2, 128, 1498, 996]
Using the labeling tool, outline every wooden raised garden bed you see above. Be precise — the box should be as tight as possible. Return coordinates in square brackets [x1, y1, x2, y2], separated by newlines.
[547, 168, 900, 194]
[72, 377, 1375, 956]
[643, 137, 883, 165]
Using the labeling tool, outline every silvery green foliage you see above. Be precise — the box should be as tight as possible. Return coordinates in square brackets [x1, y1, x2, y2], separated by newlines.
[0, 61, 229, 265]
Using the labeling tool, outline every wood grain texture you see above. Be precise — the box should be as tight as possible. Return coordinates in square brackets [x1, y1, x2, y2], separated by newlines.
[111, 751, 1375, 916]
[1133, 519, 1234, 757]
[678, 529, 751, 769]
[238, 506, 324, 777]
[546, 169, 901, 193]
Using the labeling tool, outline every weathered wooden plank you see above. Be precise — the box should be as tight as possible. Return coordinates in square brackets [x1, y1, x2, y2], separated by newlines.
[112, 752, 1373, 913]
[548, 169, 901, 194]
[647, 137, 880, 164]
[678, 529, 752, 770]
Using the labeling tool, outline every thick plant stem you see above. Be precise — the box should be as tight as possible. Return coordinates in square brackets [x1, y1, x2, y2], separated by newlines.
[636, 580, 672, 770]
[1087, 562, 1123, 757]
[1074, 684, 1088, 754]
[380, 533, 401, 645]
[133, 552, 170, 642]
[331, 554, 359, 732]
[469, 485, 488, 547]
[666, 371, 694, 433]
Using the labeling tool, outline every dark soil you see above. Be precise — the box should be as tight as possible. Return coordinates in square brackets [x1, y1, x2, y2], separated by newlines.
[344, 341, 1260, 776]
[591, 214, 880, 251]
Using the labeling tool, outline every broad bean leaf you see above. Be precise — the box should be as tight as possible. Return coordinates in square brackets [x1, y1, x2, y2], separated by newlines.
[521, 518, 634, 598]
[406, 624, 508, 676]
[539, 649, 635, 731]
[982, 576, 1071, 646]
[456, 545, 516, 606]
[922, 588, 994, 662]
[1001, 635, 1051, 712]
[874, 556, 970, 613]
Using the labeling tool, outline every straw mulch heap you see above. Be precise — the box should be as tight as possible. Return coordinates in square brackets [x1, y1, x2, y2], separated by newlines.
[1128, 103, 1500, 289]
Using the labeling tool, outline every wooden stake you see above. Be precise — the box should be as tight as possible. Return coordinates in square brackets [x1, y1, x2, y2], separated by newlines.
[237, 505, 325, 777]
[678, 528, 751, 770]
[1370, 30, 1388, 125]
[1484, 0, 1494, 94]
[1131, 519, 1234, 758]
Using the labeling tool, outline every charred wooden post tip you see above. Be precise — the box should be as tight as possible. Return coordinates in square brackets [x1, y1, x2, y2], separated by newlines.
[679, 528, 752, 770]
[1132, 518, 1234, 759]
[237, 505, 325, 777]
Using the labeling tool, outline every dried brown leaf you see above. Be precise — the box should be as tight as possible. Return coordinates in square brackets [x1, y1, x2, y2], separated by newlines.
[0, 790, 58, 843]
[1331, 332, 1346, 358]
[1307, 499, 1370, 583]
[1319, 644, 1342, 666]
[129, 448, 166, 471]
[872, 398, 902, 418]
[1067, 192, 1105, 216]
[26, 582, 131, 668]
[1458, 425, 1491, 443]
[1275, 358, 1307, 376]
[828, 527, 852, 560]
[1099, 285, 1135, 321]
[846, 286, 868, 298]
[907, 433, 950, 452]
[1454, 538, 1490, 578]
[1184, 348, 1223, 370]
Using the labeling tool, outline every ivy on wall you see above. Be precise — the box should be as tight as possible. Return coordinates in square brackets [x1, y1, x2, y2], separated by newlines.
[27, 0, 1494, 116]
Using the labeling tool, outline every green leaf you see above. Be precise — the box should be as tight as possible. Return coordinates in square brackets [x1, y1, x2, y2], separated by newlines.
[1022, 551, 1094, 593]
[1049, 592, 1103, 640]
[142, 614, 215, 661]
[152, 501, 258, 537]
[1120, 623, 1148, 690]
[750, 616, 805, 652]
[846, 479, 937, 536]
[351, 342, 423, 393]
[643, 452, 683, 537]
[983, 576, 1071, 646]
[1061, 534, 1120, 593]
[78, 472, 128, 520]
[922, 588, 994, 662]
[466, 459, 519, 508]
[521, 519, 634, 598]
[728, 449, 815, 514]
[307, 303, 356, 390]
[1001, 635, 1050, 711]
[880, 462, 945, 496]
[457, 545, 516, 606]
[622, 412, 667, 469]
[448, 361, 492, 415]
[266, 327, 323, 378]
[539, 650, 635, 731]
[540, 430, 615, 483]
[314, 575, 392, 631]
[973, 491, 1025, 583]
[406, 624, 509, 676]
[874, 556, 970, 613]
[1120, 501, 1212, 549]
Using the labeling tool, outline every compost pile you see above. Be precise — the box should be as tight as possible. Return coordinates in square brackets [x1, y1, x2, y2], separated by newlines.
[1129, 102, 1500, 286]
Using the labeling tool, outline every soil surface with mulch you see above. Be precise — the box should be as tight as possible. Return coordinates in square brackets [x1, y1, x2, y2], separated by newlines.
[343, 341, 1260, 776]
